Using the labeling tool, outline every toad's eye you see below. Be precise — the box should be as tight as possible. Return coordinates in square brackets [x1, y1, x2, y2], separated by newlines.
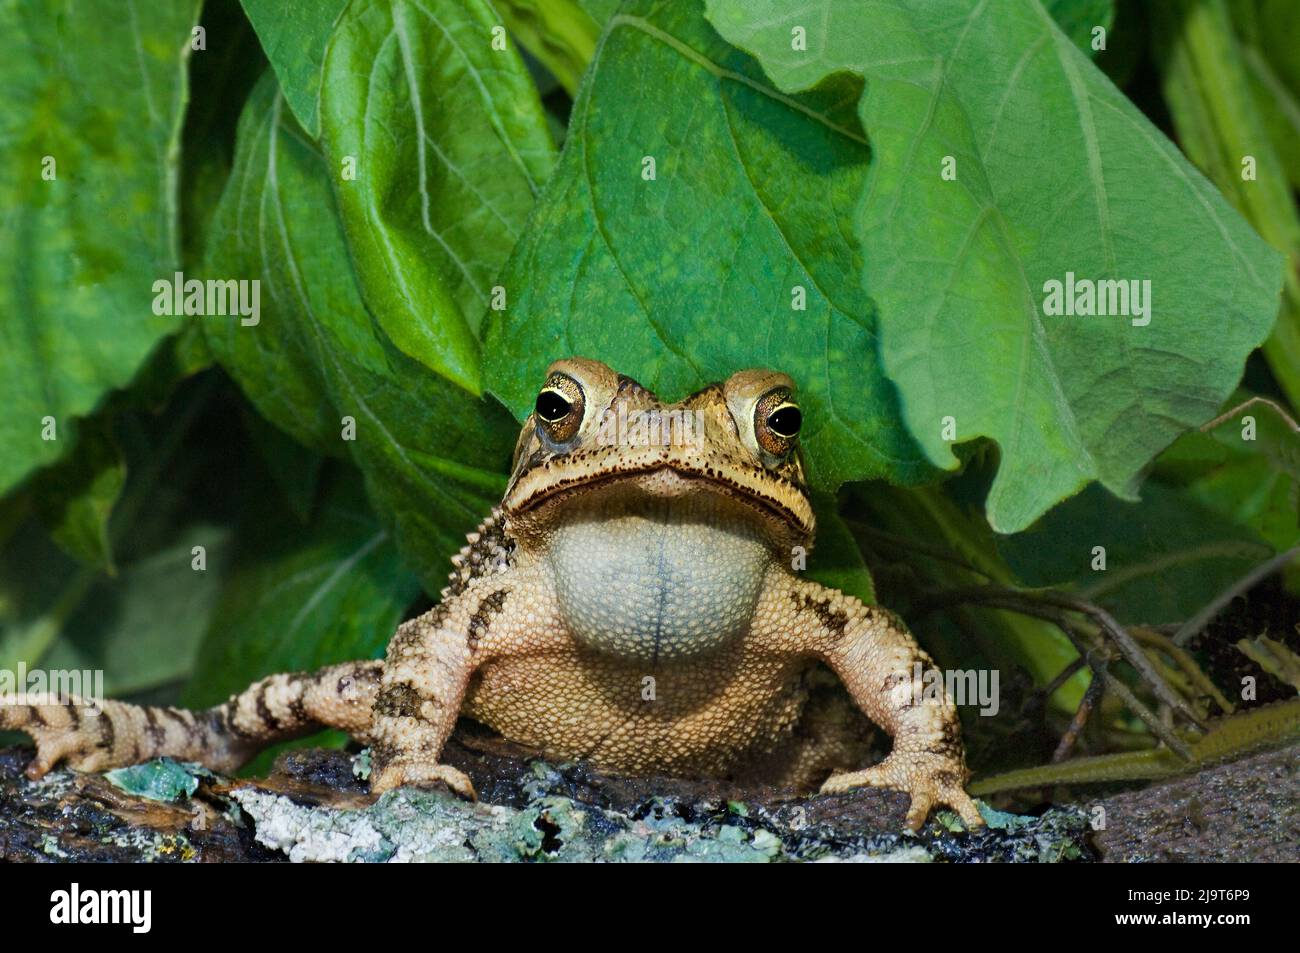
[535, 389, 572, 422]
[766, 404, 802, 439]
[534, 373, 585, 443]
[754, 388, 800, 456]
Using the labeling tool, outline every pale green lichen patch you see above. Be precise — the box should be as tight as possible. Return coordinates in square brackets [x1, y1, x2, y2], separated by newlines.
[99, 828, 196, 863]
[229, 769, 1086, 863]
[232, 784, 805, 863]
[231, 787, 507, 862]
[40, 833, 69, 859]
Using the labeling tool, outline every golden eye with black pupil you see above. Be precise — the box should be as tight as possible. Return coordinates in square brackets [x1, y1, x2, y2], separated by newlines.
[534, 373, 584, 443]
[766, 404, 802, 438]
[754, 388, 800, 456]
[535, 389, 571, 422]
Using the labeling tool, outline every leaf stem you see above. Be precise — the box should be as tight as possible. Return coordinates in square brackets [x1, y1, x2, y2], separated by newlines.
[971, 698, 1300, 794]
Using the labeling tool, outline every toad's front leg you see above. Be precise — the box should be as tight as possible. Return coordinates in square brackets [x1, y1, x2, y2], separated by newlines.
[369, 567, 546, 797]
[760, 575, 984, 832]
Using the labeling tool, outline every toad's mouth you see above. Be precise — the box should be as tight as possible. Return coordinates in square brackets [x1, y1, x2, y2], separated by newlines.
[505, 461, 814, 539]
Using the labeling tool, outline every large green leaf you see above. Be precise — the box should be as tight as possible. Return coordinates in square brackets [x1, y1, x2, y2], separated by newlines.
[705, 0, 1284, 532]
[998, 482, 1272, 625]
[0, 0, 202, 495]
[203, 76, 517, 593]
[239, 0, 348, 137]
[483, 0, 934, 490]
[320, 0, 557, 394]
[199, 81, 338, 456]
[185, 467, 420, 706]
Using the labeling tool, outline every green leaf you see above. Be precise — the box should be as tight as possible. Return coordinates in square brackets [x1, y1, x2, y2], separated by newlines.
[1042, 0, 1113, 54]
[1241, 43, 1300, 191]
[483, 0, 934, 490]
[319, 0, 557, 394]
[578, 0, 622, 24]
[199, 84, 339, 457]
[182, 0, 267, 270]
[185, 468, 421, 707]
[998, 482, 1272, 625]
[1248, 0, 1300, 106]
[32, 418, 126, 573]
[0, 0, 202, 495]
[1153, 396, 1300, 554]
[203, 76, 518, 592]
[806, 494, 874, 605]
[493, 0, 605, 94]
[705, 0, 1284, 533]
[0, 505, 234, 698]
[1234, 0, 1300, 190]
[239, 0, 348, 137]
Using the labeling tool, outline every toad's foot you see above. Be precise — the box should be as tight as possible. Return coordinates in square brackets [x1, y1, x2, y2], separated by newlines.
[821, 751, 984, 832]
[369, 759, 476, 799]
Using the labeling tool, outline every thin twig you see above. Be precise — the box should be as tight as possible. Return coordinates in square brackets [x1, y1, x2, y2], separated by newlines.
[1040, 593, 1207, 729]
[1199, 395, 1300, 434]
[1132, 626, 1234, 714]
[918, 584, 1205, 729]
[1053, 673, 1105, 762]
[1096, 667, 1194, 761]
[1035, 656, 1087, 705]
[1172, 547, 1300, 647]
[914, 588, 1197, 759]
